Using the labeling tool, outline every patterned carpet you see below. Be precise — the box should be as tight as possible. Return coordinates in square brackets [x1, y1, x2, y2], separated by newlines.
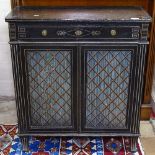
[0, 125, 144, 155]
[0, 125, 17, 155]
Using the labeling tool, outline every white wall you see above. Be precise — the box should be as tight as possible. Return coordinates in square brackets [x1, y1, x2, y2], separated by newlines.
[0, 0, 14, 97]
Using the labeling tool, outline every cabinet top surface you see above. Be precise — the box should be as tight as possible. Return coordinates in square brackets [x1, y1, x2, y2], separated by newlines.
[5, 6, 151, 22]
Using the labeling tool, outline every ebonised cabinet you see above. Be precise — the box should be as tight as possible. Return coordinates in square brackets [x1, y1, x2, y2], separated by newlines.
[6, 6, 151, 153]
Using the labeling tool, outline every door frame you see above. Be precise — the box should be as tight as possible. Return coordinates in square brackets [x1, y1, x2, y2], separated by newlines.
[19, 43, 78, 133]
[80, 43, 139, 133]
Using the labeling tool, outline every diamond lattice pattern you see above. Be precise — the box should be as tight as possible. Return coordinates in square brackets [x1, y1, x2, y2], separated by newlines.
[86, 50, 131, 129]
[27, 50, 72, 128]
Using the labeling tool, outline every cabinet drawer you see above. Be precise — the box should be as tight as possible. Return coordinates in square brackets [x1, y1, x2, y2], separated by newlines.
[17, 24, 140, 41]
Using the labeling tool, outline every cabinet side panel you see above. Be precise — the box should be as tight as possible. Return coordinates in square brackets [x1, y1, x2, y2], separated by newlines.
[10, 44, 28, 133]
[131, 45, 148, 133]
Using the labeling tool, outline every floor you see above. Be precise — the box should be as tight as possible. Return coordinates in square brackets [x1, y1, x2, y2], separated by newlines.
[0, 99, 17, 124]
[0, 100, 155, 154]
[140, 121, 155, 155]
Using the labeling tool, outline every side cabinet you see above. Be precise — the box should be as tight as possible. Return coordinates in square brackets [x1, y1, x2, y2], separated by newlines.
[6, 7, 151, 153]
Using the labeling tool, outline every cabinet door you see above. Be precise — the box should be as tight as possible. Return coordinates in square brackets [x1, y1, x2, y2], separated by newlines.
[20, 44, 77, 132]
[81, 44, 138, 132]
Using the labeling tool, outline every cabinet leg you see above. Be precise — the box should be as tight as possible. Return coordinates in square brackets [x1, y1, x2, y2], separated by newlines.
[130, 137, 138, 154]
[21, 136, 29, 152]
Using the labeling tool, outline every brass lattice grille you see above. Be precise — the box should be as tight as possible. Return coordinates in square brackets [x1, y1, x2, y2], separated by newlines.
[85, 50, 131, 129]
[26, 50, 72, 128]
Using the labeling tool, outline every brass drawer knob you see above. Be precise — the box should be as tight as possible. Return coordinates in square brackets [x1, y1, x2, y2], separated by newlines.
[110, 29, 117, 36]
[41, 29, 48, 37]
[75, 30, 83, 36]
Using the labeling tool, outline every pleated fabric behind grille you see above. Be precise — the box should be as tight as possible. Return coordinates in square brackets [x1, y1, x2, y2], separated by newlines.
[85, 50, 131, 129]
[26, 50, 72, 128]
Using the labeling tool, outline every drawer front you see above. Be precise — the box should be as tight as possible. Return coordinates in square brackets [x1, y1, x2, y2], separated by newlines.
[17, 24, 140, 41]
